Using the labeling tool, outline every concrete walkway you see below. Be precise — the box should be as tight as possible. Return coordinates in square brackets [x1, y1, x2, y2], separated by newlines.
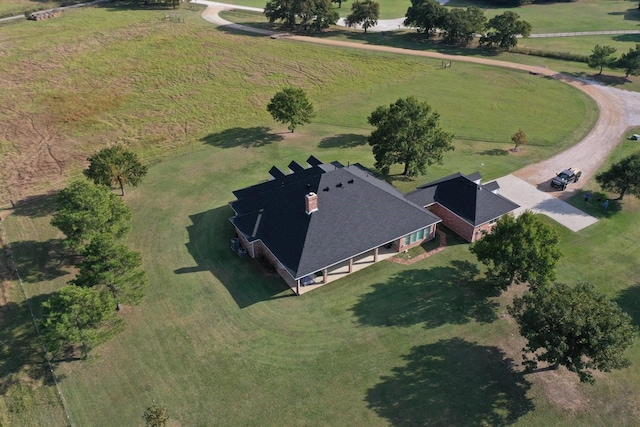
[495, 175, 598, 232]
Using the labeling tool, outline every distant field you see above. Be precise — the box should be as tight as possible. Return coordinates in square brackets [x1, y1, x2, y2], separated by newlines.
[215, 0, 640, 28]
[519, 33, 640, 58]
[0, 0, 86, 17]
[0, 2, 595, 201]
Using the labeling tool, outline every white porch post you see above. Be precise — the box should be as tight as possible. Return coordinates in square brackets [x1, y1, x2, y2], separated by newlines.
[373, 247, 379, 262]
[348, 258, 353, 273]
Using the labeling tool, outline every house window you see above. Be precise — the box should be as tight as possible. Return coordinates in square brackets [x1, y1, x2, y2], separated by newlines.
[405, 228, 427, 245]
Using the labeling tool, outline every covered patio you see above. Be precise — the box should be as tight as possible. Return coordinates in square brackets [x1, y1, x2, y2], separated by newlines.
[283, 244, 399, 295]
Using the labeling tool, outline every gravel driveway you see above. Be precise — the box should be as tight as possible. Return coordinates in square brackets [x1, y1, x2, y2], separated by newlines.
[496, 175, 598, 232]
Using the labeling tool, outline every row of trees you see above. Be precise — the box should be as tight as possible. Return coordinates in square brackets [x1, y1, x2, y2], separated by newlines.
[588, 44, 640, 78]
[469, 211, 637, 384]
[405, 0, 532, 48]
[42, 147, 149, 360]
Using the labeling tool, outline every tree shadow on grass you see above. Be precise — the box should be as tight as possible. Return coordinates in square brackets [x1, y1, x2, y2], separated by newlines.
[477, 148, 508, 156]
[177, 207, 292, 308]
[0, 294, 62, 398]
[8, 239, 70, 284]
[201, 127, 283, 149]
[351, 260, 498, 329]
[366, 338, 534, 426]
[9, 193, 58, 218]
[318, 133, 368, 149]
[614, 284, 640, 327]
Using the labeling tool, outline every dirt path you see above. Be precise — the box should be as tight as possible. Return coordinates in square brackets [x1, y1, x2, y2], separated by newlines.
[197, 1, 639, 199]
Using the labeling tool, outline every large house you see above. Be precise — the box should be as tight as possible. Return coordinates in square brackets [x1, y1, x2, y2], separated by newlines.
[405, 172, 520, 242]
[230, 157, 519, 295]
[229, 156, 442, 295]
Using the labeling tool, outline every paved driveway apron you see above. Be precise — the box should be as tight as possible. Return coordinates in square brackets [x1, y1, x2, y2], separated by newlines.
[495, 175, 598, 232]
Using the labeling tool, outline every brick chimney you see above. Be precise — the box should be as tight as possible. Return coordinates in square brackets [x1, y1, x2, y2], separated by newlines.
[305, 192, 318, 215]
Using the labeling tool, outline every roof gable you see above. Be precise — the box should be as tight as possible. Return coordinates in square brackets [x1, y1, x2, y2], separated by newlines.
[406, 172, 520, 226]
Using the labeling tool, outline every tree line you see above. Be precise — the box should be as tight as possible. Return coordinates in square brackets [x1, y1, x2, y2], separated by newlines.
[404, 0, 531, 48]
[264, 0, 532, 50]
[42, 146, 149, 360]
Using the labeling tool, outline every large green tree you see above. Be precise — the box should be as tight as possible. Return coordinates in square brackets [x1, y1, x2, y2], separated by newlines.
[40, 285, 123, 359]
[479, 11, 531, 50]
[469, 210, 561, 289]
[617, 44, 640, 77]
[266, 87, 315, 132]
[587, 45, 617, 75]
[509, 282, 637, 384]
[51, 180, 131, 251]
[596, 151, 640, 200]
[84, 146, 148, 196]
[264, 0, 337, 30]
[403, 0, 446, 37]
[72, 234, 149, 310]
[345, 0, 380, 33]
[441, 6, 486, 46]
[367, 96, 454, 176]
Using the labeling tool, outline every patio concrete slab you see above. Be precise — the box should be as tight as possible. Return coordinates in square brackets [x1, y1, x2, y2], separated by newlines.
[495, 175, 598, 232]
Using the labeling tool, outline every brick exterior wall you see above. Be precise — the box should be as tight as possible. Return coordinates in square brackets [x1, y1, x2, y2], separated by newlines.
[472, 222, 496, 242]
[427, 204, 502, 242]
[428, 204, 476, 242]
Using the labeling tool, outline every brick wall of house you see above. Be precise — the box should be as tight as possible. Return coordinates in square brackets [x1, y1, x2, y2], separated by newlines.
[428, 204, 475, 242]
[471, 222, 496, 242]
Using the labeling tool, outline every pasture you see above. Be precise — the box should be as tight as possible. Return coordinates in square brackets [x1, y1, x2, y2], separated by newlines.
[1, 2, 639, 426]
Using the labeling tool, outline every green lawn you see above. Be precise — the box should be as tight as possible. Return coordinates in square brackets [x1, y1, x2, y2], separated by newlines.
[4, 134, 640, 426]
[1, 2, 639, 426]
[519, 33, 640, 58]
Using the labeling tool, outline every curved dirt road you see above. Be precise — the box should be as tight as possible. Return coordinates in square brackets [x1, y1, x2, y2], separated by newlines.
[196, 0, 640, 200]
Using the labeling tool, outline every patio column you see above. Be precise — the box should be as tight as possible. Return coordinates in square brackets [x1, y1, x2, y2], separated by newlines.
[373, 247, 379, 262]
[348, 258, 353, 273]
[323, 269, 328, 283]
[296, 279, 300, 295]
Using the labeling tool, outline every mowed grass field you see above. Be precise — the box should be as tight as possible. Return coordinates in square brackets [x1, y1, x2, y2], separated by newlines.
[5, 135, 640, 426]
[1, 3, 639, 427]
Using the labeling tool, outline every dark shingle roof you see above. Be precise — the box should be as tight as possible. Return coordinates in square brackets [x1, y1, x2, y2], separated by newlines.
[230, 158, 441, 280]
[405, 173, 519, 226]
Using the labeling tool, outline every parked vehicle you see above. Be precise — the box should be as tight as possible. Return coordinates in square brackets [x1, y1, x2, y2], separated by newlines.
[551, 168, 582, 190]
